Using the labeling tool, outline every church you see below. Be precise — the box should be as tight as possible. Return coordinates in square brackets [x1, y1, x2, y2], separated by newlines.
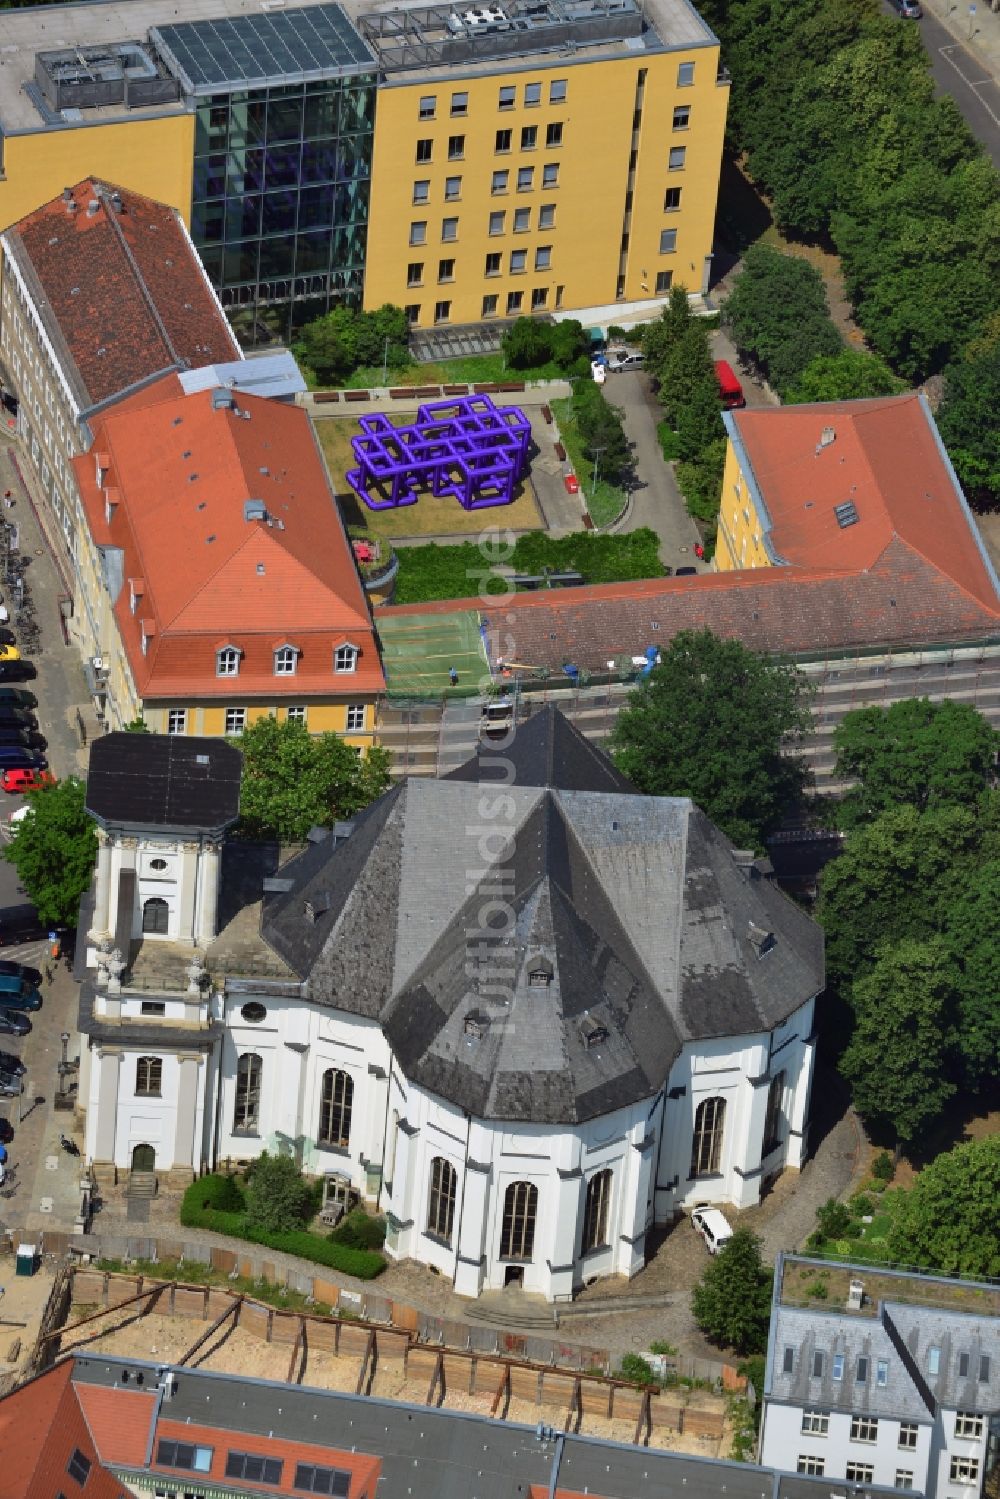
[76, 710, 824, 1302]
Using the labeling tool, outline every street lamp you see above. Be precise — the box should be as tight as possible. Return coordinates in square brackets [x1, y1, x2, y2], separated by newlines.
[381, 335, 390, 389]
[591, 445, 605, 501]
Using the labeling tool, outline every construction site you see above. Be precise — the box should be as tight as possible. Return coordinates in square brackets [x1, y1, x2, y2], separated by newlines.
[44, 1267, 735, 1455]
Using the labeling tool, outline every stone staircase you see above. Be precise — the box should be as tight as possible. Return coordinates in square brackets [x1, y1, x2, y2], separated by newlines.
[127, 1170, 156, 1200]
[463, 1290, 557, 1330]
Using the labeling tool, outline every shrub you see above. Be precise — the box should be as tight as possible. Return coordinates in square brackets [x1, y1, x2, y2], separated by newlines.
[850, 1193, 875, 1218]
[618, 1353, 656, 1386]
[331, 1209, 387, 1251]
[245, 1153, 315, 1235]
[184, 1174, 246, 1214]
[816, 1197, 853, 1240]
[179, 1195, 385, 1279]
[872, 1150, 895, 1182]
[805, 1278, 829, 1300]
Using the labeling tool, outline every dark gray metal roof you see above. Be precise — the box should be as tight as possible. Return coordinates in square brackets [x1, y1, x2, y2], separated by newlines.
[69, 1354, 911, 1499]
[86, 733, 242, 833]
[150, 4, 374, 92]
[446, 702, 637, 794]
[262, 712, 823, 1124]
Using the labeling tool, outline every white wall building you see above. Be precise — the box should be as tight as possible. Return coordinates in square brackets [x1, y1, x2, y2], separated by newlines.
[78, 710, 824, 1301]
[760, 1255, 1000, 1499]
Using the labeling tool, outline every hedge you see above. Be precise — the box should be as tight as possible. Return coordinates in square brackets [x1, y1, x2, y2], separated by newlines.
[180, 1175, 386, 1280]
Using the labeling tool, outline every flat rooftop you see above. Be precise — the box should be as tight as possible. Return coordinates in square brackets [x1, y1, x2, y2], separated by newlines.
[779, 1256, 1000, 1320]
[0, 0, 716, 133]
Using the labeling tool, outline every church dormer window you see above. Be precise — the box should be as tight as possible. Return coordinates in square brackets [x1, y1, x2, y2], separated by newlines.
[464, 1011, 488, 1039]
[580, 1014, 609, 1048]
[748, 921, 775, 958]
[527, 956, 553, 987]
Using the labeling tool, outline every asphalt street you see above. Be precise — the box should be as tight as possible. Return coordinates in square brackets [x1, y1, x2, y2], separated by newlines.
[894, 1, 1000, 166]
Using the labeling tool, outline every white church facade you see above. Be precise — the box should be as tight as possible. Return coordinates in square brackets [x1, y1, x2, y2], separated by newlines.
[77, 713, 824, 1301]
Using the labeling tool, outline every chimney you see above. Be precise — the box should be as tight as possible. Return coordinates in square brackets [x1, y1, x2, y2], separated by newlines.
[86, 198, 100, 217]
[847, 1278, 864, 1312]
[818, 426, 836, 450]
[61, 186, 73, 203]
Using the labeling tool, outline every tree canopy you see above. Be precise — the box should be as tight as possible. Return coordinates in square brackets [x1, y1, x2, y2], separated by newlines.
[611, 629, 813, 849]
[501, 317, 590, 376]
[721, 246, 842, 396]
[784, 349, 905, 405]
[294, 304, 410, 385]
[937, 344, 1000, 509]
[887, 1134, 1000, 1277]
[245, 1153, 314, 1235]
[234, 716, 391, 842]
[840, 939, 957, 1145]
[3, 777, 98, 928]
[833, 698, 998, 827]
[692, 1228, 773, 1355]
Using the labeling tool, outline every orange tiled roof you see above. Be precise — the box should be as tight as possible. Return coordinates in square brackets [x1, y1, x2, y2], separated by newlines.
[76, 376, 384, 701]
[728, 393, 999, 613]
[76, 1382, 157, 1468]
[7, 179, 239, 412]
[0, 1359, 123, 1499]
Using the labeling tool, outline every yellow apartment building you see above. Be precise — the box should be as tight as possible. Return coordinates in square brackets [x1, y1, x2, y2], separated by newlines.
[0, 0, 728, 346]
[364, 16, 730, 329]
[716, 414, 773, 572]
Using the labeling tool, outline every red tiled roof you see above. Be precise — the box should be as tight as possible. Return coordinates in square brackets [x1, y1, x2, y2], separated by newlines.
[377, 544, 1000, 671]
[729, 393, 999, 613]
[76, 1382, 156, 1468]
[76, 376, 384, 701]
[8, 178, 240, 410]
[153, 1416, 380, 1498]
[0, 1359, 122, 1499]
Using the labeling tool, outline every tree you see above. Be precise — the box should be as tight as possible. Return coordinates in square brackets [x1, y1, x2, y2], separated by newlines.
[937, 345, 1000, 509]
[571, 381, 630, 484]
[887, 1134, 1000, 1277]
[817, 801, 989, 988]
[122, 716, 150, 733]
[784, 349, 906, 404]
[721, 246, 842, 396]
[611, 630, 812, 849]
[3, 777, 97, 928]
[234, 717, 391, 842]
[692, 1228, 773, 1355]
[833, 698, 998, 828]
[294, 304, 410, 385]
[244, 1152, 314, 1235]
[940, 860, 1000, 1086]
[840, 939, 957, 1145]
[501, 316, 553, 370]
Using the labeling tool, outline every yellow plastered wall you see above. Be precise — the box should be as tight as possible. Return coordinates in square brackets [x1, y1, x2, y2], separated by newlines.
[715, 438, 772, 572]
[364, 48, 727, 325]
[142, 699, 379, 747]
[0, 114, 195, 232]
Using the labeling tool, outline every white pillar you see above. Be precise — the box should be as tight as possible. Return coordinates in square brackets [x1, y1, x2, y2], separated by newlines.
[385, 1121, 420, 1260]
[548, 1168, 583, 1301]
[618, 1133, 655, 1279]
[454, 1156, 490, 1298]
[173, 1054, 202, 1174]
[90, 832, 112, 937]
[198, 842, 221, 943]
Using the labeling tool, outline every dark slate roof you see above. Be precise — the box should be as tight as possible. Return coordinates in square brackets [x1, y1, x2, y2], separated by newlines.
[262, 713, 823, 1124]
[69, 1353, 907, 1499]
[86, 733, 242, 832]
[446, 703, 637, 793]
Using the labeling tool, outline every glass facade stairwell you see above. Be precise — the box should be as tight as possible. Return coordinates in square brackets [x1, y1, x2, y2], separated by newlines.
[189, 78, 374, 347]
[149, 5, 378, 349]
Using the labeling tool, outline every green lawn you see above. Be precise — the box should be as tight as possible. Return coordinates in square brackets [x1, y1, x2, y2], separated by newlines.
[551, 396, 626, 529]
[304, 353, 574, 391]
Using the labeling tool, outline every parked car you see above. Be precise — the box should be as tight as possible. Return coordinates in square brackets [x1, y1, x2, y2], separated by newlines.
[891, 0, 922, 15]
[0, 688, 36, 709]
[0, 906, 48, 947]
[0, 630, 16, 648]
[691, 1205, 734, 1255]
[0, 1117, 13, 1141]
[0, 748, 46, 771]
[0, 706, 36, 728]
[0, 987, 42, 1012]
[0, 728, 42, 750]
[0, 1009, 30, 1036]
[0, 960, 41, 987]
[1, 767, 54, 794]
[0, 1050, 26, 1076]
[0, 1074, 20, 1097]
[0, 663, 36, 682]
[714, 359, 746, 410]
[563, 474, 580, 494]
[0, 645, 20, 663]
[590, 358, 607, 385]
[605, 350, 644, 373]
[675, 566, 698, 576]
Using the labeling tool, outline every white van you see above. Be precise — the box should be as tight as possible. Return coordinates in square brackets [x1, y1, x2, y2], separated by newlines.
[691, 1205, 734, 1254]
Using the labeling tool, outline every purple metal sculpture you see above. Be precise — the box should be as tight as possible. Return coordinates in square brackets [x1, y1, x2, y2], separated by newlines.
[346, 394, 532, 511]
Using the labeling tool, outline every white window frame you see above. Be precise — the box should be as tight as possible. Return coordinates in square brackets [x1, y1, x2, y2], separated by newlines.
[273, 644, 298, 676]
[225, 707, 247, 735]
[286, 705, 307, 725]
[167, 710, 187, 735]
[898, 1424, 919, 1450]
[217, 645, 241, 678]
[797, 1457, 825, 1477]
[954, 1413, 984, 1439]
[334, 643, 359, 674]
[846, 1464, 874, 1484]
[801, 1411, 829, 1436]
[346, 704, 366, 733]
[851, 1416, 879, 1443]
[895, 1472, 913, 1490]
[949, 1457, 979, 1484]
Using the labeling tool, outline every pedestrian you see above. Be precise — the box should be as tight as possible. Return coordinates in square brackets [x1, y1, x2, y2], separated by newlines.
[449, 667, 459, 686]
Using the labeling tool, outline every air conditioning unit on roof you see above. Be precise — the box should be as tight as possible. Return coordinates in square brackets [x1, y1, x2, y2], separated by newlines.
[92, 656, 106, 674]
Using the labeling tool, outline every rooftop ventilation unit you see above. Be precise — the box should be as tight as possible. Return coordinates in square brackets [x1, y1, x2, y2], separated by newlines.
[819, 425, 836, 448]
[847, 1278, 864, 1311]
[834, 501, 859, 529]
[244, 499, 267, 522]
[212, 387, 236, 410]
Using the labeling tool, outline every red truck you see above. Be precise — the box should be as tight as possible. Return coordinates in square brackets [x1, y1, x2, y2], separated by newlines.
[714, 359, 746, 409]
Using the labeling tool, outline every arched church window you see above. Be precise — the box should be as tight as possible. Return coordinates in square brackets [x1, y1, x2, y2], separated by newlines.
[318, 1068, 353, 1149]
[233, 1052, 262, 1134]
[426, 1156, 457, 1242]
[581, 1168, 612, 1253]
[691, 1096, 726, 1177]
[500, 1180, 538, 1260]
[142, 896, 169, 935]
